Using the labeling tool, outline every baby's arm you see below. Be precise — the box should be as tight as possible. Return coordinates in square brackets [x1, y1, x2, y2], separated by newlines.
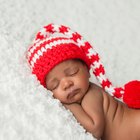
[64, 103, 97, 136]
[81, 84, 105, 139]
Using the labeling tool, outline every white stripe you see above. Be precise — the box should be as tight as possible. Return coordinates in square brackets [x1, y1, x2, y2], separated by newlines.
[96, 73, 107, 83]
[30, 39, 77, 68]
[77, 38, 86, 47]
[28, 36, 61, 58]
[87, 48, 97, 58]
[41, 47, 46, 53]
[37, 50, 43, 56]
[34, 54, 39, 60]
[120, 89, 124, 94]
[40, 28, 47, 37]
[105, 86, 115, 96]
[30, 47, 34, 53]
[94, 60, 102, 68]
[33, 38, 40, 44]
[32, 56, 37, 63]
[28, 40, 46, 58]
[90, 60, 102, 70]
[50, 42, 54, 47]
[45, 44, 51, 50]
[53, 25, 60, 32]
[64, 29, 74, 38]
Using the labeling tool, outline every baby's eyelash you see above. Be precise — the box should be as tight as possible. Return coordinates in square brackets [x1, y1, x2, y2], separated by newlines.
[51, 83, 59, 90]
[48, 81, 59, 91]
[68, 68, 79, 76]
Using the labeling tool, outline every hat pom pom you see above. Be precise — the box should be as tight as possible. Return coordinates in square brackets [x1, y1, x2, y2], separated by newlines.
[123, 80, 140, 108]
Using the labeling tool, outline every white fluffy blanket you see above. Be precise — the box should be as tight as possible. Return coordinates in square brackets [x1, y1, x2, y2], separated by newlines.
[0, 0, 140, 140]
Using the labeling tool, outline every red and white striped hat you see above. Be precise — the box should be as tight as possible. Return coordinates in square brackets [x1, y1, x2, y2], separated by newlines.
[27, 23, 140, 108]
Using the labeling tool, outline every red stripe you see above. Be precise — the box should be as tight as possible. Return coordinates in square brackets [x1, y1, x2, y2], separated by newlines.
[59, 25, 69, 34]
[90, 54, 99, 63]
[101, 79, 112, 89]
[94, 64, 105, 76]
[44, 24, 54, 33]
[114, 88, 123, 98]
[71, 32, 82, 42]
[28, 37, 69, 64]
[35, 32, 45, 40]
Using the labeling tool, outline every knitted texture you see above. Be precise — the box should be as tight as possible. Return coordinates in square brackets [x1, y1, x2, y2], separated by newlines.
[28, 37, 90, 86]
[27, 23, 140, 108]
[123, 80, 140, 108]
[27, 23, 123, 96]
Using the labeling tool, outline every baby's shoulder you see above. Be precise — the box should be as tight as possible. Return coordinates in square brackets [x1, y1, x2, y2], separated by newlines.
[82, 82, 104, 106]
[87, 82, 103, 97]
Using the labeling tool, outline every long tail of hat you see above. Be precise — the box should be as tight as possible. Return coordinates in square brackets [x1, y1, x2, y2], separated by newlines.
[28, 23, 140, 108]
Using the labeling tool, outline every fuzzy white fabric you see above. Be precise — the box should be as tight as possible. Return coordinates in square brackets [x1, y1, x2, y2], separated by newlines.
[0, 0, 140, 140]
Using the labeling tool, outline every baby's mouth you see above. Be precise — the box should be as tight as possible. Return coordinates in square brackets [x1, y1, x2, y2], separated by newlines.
[67, 88, 80, 99]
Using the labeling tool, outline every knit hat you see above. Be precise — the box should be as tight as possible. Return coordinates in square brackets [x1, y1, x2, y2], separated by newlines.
[27, 23, 140, 108]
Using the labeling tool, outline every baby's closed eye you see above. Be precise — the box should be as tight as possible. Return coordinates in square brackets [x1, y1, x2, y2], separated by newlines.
[48, 80, 59, 90]
[66, 67, 79, 76]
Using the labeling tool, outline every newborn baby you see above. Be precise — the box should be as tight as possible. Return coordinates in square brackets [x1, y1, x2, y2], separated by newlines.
[45, 59, 140, 140]
[27, 23, 140, 140]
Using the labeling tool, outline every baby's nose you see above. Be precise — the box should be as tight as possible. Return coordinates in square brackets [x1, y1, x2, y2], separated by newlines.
[61, 78, 73, 90]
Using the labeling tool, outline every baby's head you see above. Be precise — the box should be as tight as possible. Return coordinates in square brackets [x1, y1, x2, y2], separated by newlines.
[27, 23, 125, 104]
[26, 24, 93, 103]
[45, 59, 90, 104]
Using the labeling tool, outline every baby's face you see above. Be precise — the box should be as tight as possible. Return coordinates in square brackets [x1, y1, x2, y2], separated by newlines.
[45, 59, 90, 104]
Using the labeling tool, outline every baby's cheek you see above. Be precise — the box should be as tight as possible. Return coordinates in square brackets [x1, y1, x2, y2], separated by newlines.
[53, 90, 65, 101]
[52, 90, 59, 99]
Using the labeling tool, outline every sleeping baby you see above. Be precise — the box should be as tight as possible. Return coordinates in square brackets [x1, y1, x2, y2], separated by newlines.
[27, 23, 140, 140]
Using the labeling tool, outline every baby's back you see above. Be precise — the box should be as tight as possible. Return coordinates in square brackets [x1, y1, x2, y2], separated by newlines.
[102, 90, 140, 140]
